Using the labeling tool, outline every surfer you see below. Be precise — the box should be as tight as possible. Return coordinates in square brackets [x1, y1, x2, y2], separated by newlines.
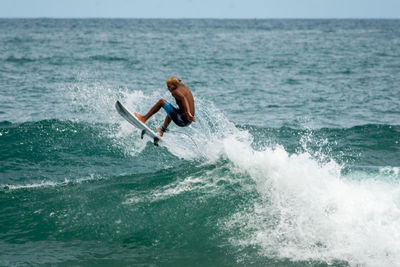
[134, 77, 195, 136]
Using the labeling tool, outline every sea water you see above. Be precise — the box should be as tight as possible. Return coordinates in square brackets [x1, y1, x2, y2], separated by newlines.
[1, 19, 400, 266]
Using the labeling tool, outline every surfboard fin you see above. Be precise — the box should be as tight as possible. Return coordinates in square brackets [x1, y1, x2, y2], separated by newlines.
[141, 130, 145, 139]
[153, 137, 159, 146]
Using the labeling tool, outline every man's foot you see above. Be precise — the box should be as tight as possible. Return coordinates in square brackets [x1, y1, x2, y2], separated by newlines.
[156, 128, 164, 137]
[134, 112, 147, 124]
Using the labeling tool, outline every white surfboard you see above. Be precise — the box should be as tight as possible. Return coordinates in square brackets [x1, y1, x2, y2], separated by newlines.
[115, 100, 163, 146]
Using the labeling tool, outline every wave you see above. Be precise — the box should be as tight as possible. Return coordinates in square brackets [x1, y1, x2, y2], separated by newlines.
[0, 119, 119, 159]
[2, 119, 398, 153]
[3, 118, 399, 266]
[216, 136, 400, 266]
[240, 123, 400, 169]
[2, 89, 400, 266]
[2, 118, 399, 181]
[1, 174, 101, 192]
[112, 93, 400, 266]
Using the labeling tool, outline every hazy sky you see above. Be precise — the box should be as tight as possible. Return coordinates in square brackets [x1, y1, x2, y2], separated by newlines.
[1, 0, 399, 19]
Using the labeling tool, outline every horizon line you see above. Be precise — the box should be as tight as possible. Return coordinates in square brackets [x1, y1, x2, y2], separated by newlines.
[1, 17, 399, 20]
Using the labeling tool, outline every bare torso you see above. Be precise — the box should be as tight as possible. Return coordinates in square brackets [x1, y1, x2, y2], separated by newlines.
[172, 84, 195, 116]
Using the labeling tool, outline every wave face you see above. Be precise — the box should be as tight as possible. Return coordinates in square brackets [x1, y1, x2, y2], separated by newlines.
[1, 120, 399, 184]
[1, 19, 400, 266]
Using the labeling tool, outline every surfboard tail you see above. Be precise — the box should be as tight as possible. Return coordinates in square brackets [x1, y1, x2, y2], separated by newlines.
[115, 100, 164, 146]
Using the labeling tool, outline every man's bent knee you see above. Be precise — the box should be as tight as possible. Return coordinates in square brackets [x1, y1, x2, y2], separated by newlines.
[158, 99, 167, 105]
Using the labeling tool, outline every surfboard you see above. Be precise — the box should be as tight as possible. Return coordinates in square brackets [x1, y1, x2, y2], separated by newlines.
[115, 100, 162, 146]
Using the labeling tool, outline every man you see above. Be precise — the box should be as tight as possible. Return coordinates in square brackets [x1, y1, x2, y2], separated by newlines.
[134, 77, 195, 136]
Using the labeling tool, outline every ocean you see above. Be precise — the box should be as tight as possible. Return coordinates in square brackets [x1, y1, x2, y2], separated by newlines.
[1, 19, 400, 266]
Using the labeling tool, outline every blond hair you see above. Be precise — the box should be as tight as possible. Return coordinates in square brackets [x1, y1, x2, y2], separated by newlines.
[166, 77, 181, 87]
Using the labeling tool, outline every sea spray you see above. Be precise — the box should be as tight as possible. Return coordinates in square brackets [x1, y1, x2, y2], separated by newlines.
[221, 136, 400, 266]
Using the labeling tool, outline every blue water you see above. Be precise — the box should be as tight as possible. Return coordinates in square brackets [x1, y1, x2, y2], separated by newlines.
[1, 19, 400, 266]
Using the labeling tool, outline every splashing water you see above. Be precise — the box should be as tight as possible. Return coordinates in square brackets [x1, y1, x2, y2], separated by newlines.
[221, 136, 400, 266]
[63, 84, 400, 266]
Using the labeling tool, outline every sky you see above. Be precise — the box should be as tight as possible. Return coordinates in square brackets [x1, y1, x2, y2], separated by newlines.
[0, 0, 399, 19]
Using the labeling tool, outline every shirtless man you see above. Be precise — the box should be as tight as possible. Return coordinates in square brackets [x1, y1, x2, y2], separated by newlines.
[134, 77, 195, 136]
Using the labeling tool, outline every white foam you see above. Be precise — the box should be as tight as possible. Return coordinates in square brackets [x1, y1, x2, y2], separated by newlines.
[64, 84, 400, 265]
[160, 97, 251, 160]
[123, 176, 206, 205]
[1, 175, 100, 191]
[123, 169, 238, 205]
[2, 180, 61, 190]
[221, 136, 400, 266]
[64, 83, 247, 159]
[380, 166, 400, 180]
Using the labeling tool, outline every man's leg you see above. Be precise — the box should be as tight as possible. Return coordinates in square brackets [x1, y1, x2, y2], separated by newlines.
[156, 115, 171, 136]
[134, 99, 166, 123]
